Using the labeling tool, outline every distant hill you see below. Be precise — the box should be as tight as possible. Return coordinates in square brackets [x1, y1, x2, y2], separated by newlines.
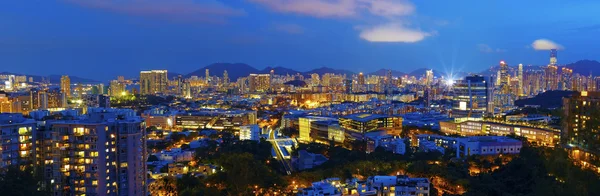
[185, 63, 259, 81]
[566, 60, 600, 76]
[0, 72, 100, 84]
[368, 69, 407, 77]
[304, 67, 355, 76]
[515, 90, 575, 109]
[408, 68, 444, 77]
[261, 66, 301, 76]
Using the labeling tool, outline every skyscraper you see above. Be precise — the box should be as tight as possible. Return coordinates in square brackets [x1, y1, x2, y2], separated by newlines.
[205, 69, 210, 83]
[425, 69, 434, 86]
[550, 49, 557, 65]
[61, 75, 71, 98]
[561, 67, 573, 90]
[358, 72, 365, 85]
[452, 75, 493, 120]
[518, 64, 524, 96]
[495, 61, 512, 111]
[545, 65, 558, 91]
[139, 70, 168, 95]
[223, 70, 230, 86]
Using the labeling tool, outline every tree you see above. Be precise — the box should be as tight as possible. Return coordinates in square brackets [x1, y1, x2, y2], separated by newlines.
[148, 155, 159, 162]
[0, 166, 49, 196]
[215, 153, 286, 195]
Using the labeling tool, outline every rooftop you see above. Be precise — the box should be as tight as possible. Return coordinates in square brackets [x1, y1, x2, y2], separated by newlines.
[342, 113, 389, 122]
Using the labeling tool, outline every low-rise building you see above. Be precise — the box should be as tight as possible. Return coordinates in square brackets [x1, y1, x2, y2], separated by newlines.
[456, 136, 522, 158]
[439, 120, 560, 147]
[295, 150, 328, 171]
[240, 124, 260, 141]
[297, 178, 342, 196]
[366, 135, 406, 155]
[339, 113, 402, 139]
[362, 175, 430, 196]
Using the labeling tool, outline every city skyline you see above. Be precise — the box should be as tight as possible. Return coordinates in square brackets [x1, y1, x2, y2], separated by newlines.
[3, 0, 600, 81]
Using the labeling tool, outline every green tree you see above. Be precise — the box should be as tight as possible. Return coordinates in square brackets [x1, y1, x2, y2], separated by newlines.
[0, 166, 49, 196]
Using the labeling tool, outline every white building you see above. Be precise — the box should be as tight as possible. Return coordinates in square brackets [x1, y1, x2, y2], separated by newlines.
[366, 135, 406, 155]
[297, 178, 342, 196]
[363, 175, 430, 196]
[456, 136, 522, 158]
[240, 124, 260, 141]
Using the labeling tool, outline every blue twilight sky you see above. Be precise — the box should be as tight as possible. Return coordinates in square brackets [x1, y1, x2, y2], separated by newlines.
[1, 0, 600, 81]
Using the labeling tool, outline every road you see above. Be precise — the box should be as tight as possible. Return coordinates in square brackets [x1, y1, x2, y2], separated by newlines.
[269, 127, 294, 175]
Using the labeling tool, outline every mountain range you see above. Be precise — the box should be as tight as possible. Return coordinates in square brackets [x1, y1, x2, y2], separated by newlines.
[185, 63, 450, 81]
[5, 60, 600, 83]
[0, 72, 100, 84]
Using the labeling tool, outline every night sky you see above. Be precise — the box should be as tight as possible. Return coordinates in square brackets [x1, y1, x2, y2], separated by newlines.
[1, 0, 600, 81]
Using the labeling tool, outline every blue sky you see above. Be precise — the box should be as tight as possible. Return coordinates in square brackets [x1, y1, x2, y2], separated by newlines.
[1, 0, 600, 81]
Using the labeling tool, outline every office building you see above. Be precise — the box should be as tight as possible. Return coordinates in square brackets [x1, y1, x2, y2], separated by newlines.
[299, 116, 337, 143]
[452, 75, 493, 120]
[139, 70, 168, 95]
[174, 110, 257, 130]
[0, 113, 35, 168]
[239, 124, 260, 141]
[61, 75, 71, 98]
[339, 113, 402, 139]
[518, 64, 524, 96]
[439, 120, 560, 147]
[38, 108, 147, 195]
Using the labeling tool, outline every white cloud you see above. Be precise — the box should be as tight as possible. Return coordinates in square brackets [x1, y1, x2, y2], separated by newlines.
[248, 0, 414, 18]
[531, 39, 564, 50]
[250, 0, 432, 43]
[359, 23, 429, 43]
[477, 44, 506, 53]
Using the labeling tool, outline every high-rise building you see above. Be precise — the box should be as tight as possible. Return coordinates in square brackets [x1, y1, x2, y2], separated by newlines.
[205, 69, 210, 83]
[518, 64, 524, 96]
[223, 70, 229, 86]
[561, 67, 573, 90]
[425, 69, 434, 86]
[0, 113, 35, 168]
[452, 75, 493, 120]
[550, 49, 557, 65]
[562, 91, 600, 167]
[61, 75, 71, 98]
[110, 80, 126, 97]
[248, 74, 271, 92]
[545, 65, 559, 91]
[38, 108, 147, 195]
[139, 70, 168, 95]
[358, 72, 365, 85]
[496, 61, 512, 111]
[311, 73, 320, 87]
